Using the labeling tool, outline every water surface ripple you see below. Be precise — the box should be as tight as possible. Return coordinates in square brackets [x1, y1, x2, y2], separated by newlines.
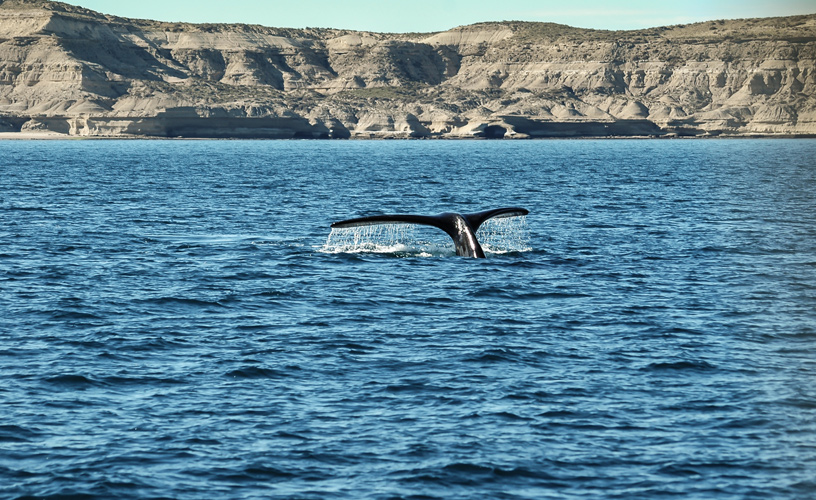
[1, 139, 815, 499]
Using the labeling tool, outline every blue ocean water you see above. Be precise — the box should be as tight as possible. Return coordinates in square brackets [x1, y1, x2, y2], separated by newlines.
[1, 138, 815, 500]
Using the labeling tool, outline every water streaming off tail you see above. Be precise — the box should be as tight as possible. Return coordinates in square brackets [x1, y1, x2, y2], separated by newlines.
[477, 215, 532, 254]
[321, 216, 531, 257]
[321, 223, 448, 256]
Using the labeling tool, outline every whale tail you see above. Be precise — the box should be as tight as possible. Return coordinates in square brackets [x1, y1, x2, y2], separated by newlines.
[331, 207, 529, 258]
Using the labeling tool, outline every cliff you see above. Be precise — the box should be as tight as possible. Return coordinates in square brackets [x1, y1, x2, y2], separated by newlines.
[1, 0, 815, 138]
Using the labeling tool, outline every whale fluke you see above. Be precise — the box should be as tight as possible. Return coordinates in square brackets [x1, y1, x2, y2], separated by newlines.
[331, 207, 529, 258]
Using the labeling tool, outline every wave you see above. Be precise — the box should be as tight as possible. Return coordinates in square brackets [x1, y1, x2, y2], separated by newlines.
[46, 310, 104, 321]
[135, 297, 228, 309]
[0, 424, 43, 443]
[642, 360, 718, 372]
[3, 205, 49, 212]
[101, 375, 187, 386]
[395, 462, 564, 485]
[462, 348, 521, 363]
[224, 366, 292, 379]
[43, 374, 103, 387]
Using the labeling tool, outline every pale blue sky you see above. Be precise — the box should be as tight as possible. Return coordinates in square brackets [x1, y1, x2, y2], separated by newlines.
[61, 0, 816, 32]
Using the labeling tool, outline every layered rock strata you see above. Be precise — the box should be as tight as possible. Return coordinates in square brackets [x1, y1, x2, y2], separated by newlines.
[1, 0, 815, 138]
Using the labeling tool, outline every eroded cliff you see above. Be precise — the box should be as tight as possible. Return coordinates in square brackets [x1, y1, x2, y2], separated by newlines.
[1, 0, 815, 138]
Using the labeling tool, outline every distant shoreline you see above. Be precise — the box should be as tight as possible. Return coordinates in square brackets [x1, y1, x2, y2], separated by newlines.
[2, 132, 814, 141]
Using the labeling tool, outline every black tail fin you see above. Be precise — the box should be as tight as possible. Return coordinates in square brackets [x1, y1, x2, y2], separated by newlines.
[330, 207, 529, 258]
[331, 214, 442, 229]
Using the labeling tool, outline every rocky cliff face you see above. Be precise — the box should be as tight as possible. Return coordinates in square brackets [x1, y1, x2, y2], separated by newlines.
[1, 0, 815, 138]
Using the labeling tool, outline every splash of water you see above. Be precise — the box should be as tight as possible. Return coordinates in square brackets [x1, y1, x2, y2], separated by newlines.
[477, 215, 532, 254]
[323, 223, 419, 255]
[321, 216, 531, 257]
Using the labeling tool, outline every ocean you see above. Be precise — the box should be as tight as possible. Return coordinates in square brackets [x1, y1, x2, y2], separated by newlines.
[2, 138, 815, 499]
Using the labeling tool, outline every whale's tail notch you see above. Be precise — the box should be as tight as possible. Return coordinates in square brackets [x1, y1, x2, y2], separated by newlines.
[330, 207, 529, 258]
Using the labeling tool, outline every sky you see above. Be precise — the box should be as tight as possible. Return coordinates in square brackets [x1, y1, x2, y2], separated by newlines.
[60, 0, 816, 32]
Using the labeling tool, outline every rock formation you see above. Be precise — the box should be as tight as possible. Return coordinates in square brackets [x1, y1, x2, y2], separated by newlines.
[1, 0, 815, 138]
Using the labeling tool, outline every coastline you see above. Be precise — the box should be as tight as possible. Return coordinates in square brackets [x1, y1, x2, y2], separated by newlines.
[1, 131, 814, 140]
[1, 7, 814, 143]
[0, 131, 76, 140]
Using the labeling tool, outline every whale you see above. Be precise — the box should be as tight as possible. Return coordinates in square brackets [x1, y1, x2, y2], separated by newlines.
[331, 207, 529, 258]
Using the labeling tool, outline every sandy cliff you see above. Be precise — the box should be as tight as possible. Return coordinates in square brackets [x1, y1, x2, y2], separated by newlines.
[1, 0, 815, 138]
